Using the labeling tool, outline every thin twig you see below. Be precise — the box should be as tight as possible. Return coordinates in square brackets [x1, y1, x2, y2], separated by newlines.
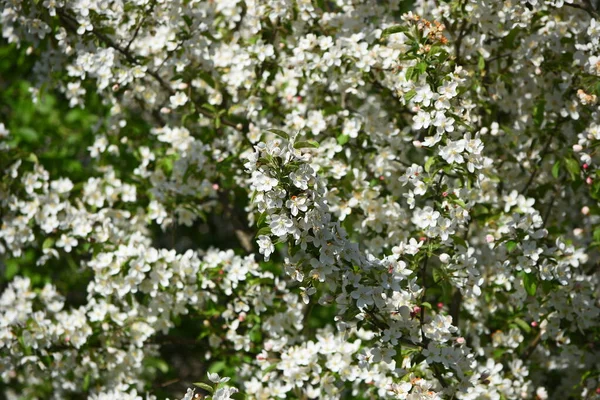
[542, 188, 559, 228]
[521, 136, 553, 195]
[449, 290, 462, 326]
[217, 188, 255, 252]
[57, 8, 248, 133]
[125, 0, 156, 53]
[420, 254, 429, 339]
[520, 332, 542, 360]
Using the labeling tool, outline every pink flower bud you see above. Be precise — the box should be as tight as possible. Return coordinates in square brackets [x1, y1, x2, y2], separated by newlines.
[582, 206, 590, 215]
[586, 177, 593, 185]
[411, 306, 422, 318]
[531, 321, 538, 328]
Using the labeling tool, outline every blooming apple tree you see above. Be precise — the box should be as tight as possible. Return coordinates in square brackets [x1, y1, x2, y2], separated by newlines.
[1, 0, 600, 398]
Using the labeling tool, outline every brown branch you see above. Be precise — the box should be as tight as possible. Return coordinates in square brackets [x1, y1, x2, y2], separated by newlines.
[520, 332, 542, 360]
[521, 136, 553, 195]
[449, 289, 462, 326]
[55, 8, 258, 253]
[420, 254, 429, 342]
[542, 187, 559, 228]
[217, 188, 254, 252]
[450, 221, 470, 326]
[363, 308, 429, 348]
[418, 256, 450, 389]
[125, 0, 156, 53]
[454, 21, 469, 65]
[56, 8, 248, 133]
[155, 378, 181, 388]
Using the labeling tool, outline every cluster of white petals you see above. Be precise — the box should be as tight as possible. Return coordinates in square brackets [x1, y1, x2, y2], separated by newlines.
[1, 0, 600, 399]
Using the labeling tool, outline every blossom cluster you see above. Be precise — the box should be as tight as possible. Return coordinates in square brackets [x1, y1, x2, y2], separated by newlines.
[1, 0, 600, 399]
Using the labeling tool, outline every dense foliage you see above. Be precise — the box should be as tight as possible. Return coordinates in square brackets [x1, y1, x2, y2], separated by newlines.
[1, 0, 600, 399]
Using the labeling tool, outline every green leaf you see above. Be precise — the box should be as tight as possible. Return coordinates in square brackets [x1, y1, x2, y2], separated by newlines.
[381, 25, 406, 38]
[505, 241, 518, 252]
[202, 103, 218, 113]
[337, 134, 349, 146]
[564, 157, 580, 180]
[262, 363, 278, 377]
[451, 198, 467, 208]
[421, 302, 432, 310]
[504, 27, 521, 48]
[18, 127, 39, 143]
[198, 71, 216, 88]
[428, 45, 443, 55]
[424, 156, 436, 173]
[452, 235, 468, 248]
[533, 99, 545, 128]
[493, 348, 507, 359]
[267, 129, 289, 140]
[82, 373, 91, 392]
[193, 382, 214, 393]
[42, 238, 54, 249]
[522, 272, 538, 296]
[294, 140, 319, 149]
[26, 153, 39, 163]
[257, 211, 268, 228]
[416, 62, 427, 75]
[255, 227, 272, 237]
[143, 357, 169, 374]
[478, 55, 485, 71]
[432, 267, 445, 283]
[3, 260, 19, 280]
[209, 361, 226, 374]
[436, 49, 450, 63]
[249, 325, 263, 343]
[514, 318, 532, 333]
[591, 179, 600, 200]
[552, 160, 561, 179]
[404, 89, 416, 102]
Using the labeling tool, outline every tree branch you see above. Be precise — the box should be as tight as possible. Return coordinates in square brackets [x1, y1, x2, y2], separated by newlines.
[56, 8, 249, 133]
[521, 136, 553, 195]
[520, 332, 542, 360]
